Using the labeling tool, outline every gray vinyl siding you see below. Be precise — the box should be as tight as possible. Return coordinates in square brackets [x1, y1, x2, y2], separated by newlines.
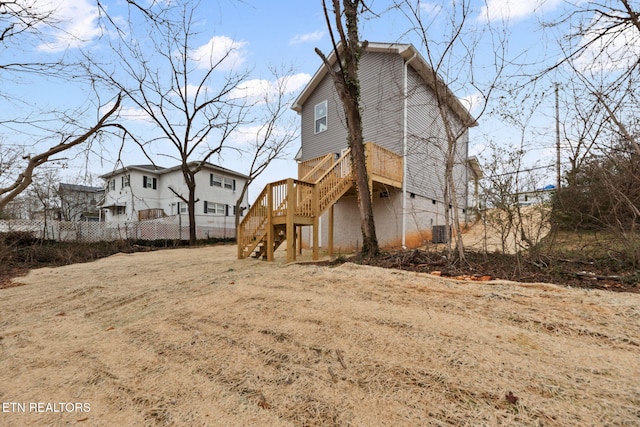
[300, 73, 348, 161]
[359, 52, 404, 155]
[405, 68, 468, 207]
[300, 51, 405, 161]
[405, 67, 446, 199]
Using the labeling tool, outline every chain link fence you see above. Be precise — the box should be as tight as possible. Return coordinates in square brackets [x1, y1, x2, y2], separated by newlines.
[0, 215, 236, 242]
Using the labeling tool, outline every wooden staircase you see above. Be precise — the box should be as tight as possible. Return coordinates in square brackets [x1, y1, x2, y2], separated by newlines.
[237, 142, 403, 262]
[238, 149, 354, 262]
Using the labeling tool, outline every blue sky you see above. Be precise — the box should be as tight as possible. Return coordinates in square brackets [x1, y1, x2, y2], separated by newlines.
[3, 0, 632, 199]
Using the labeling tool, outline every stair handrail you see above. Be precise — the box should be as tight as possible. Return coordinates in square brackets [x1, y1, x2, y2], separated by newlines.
[315, 148, 353, 213]
[237, 183, 270, 258]
[300, 153, 334, 182]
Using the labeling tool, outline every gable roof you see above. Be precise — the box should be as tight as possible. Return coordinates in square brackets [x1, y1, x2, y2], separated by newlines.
[99, 162, 248, 180]
[291, 42, 477, 128]
[58, 183, 103, 193]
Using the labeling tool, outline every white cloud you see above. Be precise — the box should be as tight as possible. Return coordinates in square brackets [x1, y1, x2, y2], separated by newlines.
[419, 2, 442, 17]
[230, 123, 294, 149]
[459, 92, 484, 115]
[191, 36, 247, 71]
[289, 31, 324, 45]
[280, 73, 312, 94]
[178, 84, 211, 100]
[478, 0, 564, 24]
[572, 14, 640, 73]
[101, 101, 152, 124]
[228, 73, 311, 104]
[34, 0, 101, 52]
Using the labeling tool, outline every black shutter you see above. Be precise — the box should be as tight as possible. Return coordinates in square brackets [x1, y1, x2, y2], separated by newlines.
[225, 204, 229, 216]
[209, 174, 213, 186]
[152, 178, 157, 189]
[143, 176, 148, 188]
[233, 179, 236, 191]
[204, 201, 208, 214]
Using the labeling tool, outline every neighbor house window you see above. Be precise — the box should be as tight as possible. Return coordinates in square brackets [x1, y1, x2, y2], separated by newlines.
[121, 174, 130, 188]
[109, 179, 115, 191]
[143, 176, 157, 190]
[204, 201, 227, 215]
[210, 174, 222, 187]
[223, 178, 236, 190]
[115, 206, 126, 215]
[314, 100, 327, 134]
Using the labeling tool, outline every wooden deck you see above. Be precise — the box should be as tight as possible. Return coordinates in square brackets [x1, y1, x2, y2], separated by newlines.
[238, 142, 403, 262]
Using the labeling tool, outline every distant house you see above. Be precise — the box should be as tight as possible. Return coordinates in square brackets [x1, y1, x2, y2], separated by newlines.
[57, 183, 102, 222]
[238, 42, 477, 261]
[99, 162, 249, 227]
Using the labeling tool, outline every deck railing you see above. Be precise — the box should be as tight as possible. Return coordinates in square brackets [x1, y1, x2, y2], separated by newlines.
[365, 142, 403, 184]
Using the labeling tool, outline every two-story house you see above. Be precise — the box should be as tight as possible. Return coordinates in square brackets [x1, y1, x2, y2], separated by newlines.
[57, 183, 102, 222]
[238, 42, 477, 262]
[99, 162, 249, 230]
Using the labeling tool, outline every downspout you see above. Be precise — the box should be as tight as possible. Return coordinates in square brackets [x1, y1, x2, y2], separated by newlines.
[402, 51, 418, 249]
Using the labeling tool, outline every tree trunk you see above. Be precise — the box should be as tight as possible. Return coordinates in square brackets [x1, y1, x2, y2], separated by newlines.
[181, 165, 197, 246]
[317, 0, 379, 258]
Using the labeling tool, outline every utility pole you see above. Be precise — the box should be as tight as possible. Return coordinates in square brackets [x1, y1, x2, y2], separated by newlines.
[555, 83, 561, 190]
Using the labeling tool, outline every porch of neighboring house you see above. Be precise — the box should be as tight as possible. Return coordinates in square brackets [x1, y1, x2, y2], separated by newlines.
[237, 142, 403, 262]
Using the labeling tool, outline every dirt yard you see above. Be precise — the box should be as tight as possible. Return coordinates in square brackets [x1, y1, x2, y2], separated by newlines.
[1, 245, 639, 426]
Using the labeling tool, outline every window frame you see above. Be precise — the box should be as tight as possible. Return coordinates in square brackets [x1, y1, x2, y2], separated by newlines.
[314, 100, 327, 134]
[204, 201, 227, 215]
[210, 174, 223, 187]
[143, 175, 157, 190]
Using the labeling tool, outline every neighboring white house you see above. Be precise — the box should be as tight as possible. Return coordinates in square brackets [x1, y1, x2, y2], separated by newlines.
[98, 162, 249, 228]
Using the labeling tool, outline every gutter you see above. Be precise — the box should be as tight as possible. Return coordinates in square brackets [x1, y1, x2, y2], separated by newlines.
[402, 51, 417, 250]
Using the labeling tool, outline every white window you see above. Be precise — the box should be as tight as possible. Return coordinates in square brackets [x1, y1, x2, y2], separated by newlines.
[121, 174, 130, 188]
[204, 201, 227, 215]
[143, 176, 157, 189]
[210, 174, 222, 187]
[224, 178, 236, 190]
[315, 100, 327, 134]
[179, 202, 189, 214]
[109, 179, 115, 191]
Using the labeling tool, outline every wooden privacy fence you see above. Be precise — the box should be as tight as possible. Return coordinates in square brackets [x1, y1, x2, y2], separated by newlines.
[0, 216, 236, 242]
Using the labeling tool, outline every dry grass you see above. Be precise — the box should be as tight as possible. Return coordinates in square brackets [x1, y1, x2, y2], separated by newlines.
[1, 245, 639, 426]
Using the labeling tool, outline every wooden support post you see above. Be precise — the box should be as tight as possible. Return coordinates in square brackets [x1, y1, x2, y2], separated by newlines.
[297, 225, 303, 255]
[237, 219, 243, 259]
[286, 179, 296, 263]
[312, 182, 319, 260]
[328, 204, 334, 257]
[266, 183, 274, 262]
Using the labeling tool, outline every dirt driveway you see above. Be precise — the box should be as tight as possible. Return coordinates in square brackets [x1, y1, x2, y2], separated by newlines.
[1, 245, 639, 426]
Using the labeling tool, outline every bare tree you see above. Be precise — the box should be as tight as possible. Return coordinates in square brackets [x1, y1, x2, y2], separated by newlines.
[233, 67, 299, 229]
[92, 0, 250, 244]
[544, 0, 640, 262]
[0, 97, 122, 212]
[0, 2, 122, 213]
[315, 0, 379, 257]
[394, 0, 507, 261]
